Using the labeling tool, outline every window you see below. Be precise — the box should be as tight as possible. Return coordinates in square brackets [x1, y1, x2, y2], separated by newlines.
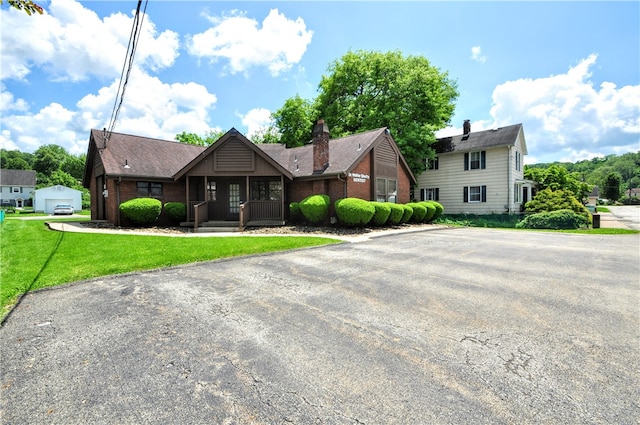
[463, 185, 487, 203]
[514, 183, 522, 203]
[251, 180, 282, 201]
[207, 181, 216, 201]
[376, 178, 397, 203]
[515, 151, 522, 171]
[11, 187, 21, 193]
[137, 182, 162, 197]
[229, 183, 240, 213]
[427, 156, 439, 170]
[421, 188, 439, 201]
[464, 151, 486, 170]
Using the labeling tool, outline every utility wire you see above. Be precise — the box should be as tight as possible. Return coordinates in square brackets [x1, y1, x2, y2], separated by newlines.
[105, 0, 149, 140]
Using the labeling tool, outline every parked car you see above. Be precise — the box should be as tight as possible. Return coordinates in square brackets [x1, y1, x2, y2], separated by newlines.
[53, 204, 74, 215]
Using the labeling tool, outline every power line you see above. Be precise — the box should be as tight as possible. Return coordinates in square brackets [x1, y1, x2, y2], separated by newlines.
[105, 0, 149, 141]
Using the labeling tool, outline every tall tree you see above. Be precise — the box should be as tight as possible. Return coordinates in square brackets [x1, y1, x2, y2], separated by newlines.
[315, 50, 458, 174]
[271, 95, 317, 148]
[175, 130, 224, 146]
[524, 164, 592, 202]
[274, 50, 458, 174]
[602, 172, 622, 202]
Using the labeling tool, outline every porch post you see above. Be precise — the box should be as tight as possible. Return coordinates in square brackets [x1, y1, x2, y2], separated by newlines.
[185, 176, 190, 222]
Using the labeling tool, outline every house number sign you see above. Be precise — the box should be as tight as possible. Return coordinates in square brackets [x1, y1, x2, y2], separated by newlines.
[348, 172, 370, 183]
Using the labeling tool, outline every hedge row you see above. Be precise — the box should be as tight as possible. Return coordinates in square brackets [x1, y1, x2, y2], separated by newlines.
[289, 195, 444, 227]
[119, 199, 187, 226]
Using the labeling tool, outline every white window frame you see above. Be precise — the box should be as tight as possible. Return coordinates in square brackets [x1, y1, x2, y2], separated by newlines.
[469, 186, 481, 203]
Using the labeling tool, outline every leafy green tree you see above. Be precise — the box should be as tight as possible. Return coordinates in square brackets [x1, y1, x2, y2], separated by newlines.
[1, 149, 33, 169]
[1, 0, 43, 15]
[524, 188, 589, 219]
[61, 154, 86, 180]
[602, 172, 622, 202]
[175, 130, 224, 146]
[275, 50, 459, 174]
[270, 95, 317, 147]
[524, 164, 591, 202]
[41, 170, 78, 188]
[32, 145, 68, 177]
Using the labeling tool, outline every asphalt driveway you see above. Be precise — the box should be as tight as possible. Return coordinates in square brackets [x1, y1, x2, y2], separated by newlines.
[1, 228, 639, 424]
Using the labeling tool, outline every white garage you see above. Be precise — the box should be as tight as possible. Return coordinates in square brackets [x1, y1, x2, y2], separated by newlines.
[34, 185, 82, 214]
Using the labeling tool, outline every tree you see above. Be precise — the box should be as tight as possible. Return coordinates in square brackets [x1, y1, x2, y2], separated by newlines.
[175, 130, 224, 146]
[602, 172, 622, 202]
[271, 95, 317, 147]
[275, 50, 459, 174]
[1, 0, 43, 15]
[524, 164, 591, 202]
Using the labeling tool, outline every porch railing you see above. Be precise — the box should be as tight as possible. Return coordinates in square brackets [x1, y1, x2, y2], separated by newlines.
[193, 200, 208, 231]
[239, 200, 283, 230]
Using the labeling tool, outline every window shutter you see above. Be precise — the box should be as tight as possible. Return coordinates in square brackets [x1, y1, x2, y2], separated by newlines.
[464, 153, 469, 170]
[481, 151, 486, 169]
[420, 189, 425, 201]
[463, 186, 468, 203]
[481, 185, 487, 202]
[435, 188, 439, 201]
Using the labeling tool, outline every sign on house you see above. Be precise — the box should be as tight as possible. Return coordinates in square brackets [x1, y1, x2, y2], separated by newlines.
[348, 172, 370, 183]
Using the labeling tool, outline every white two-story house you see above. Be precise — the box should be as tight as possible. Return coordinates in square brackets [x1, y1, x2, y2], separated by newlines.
[417, 121, 536, 214]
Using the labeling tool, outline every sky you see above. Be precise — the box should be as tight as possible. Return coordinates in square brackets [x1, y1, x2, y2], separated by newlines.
[1, 0, 638, 165]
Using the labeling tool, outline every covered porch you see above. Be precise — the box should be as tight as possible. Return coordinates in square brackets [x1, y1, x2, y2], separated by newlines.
[185, 175, 287, 231]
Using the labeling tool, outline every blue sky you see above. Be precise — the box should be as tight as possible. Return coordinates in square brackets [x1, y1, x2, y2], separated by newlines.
[1, 1, 638, 165]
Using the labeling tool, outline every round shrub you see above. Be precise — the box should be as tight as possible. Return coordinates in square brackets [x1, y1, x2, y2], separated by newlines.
[387, 203, 405, 225]
[335, 198, 376, 227]
[120, 197, 162, 226]
[400, 204, 414, 223]
[515, 209, 589, 229]
[430, 201, 444, 221]
[406, 202, 427, 222]
[164, 202, 186, 223]
[420, 202, 437, 222]
[289, 202, 301, 223]
[370, 202, 392, 226]
[524, 188, 589, 219]
[299, 194, 330, 224]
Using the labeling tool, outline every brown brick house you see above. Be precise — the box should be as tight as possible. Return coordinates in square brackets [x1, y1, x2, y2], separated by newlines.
[83, 120, 416, 229]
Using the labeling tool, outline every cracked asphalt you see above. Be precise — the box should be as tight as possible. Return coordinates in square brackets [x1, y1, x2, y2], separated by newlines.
[1, 227, 639, 424]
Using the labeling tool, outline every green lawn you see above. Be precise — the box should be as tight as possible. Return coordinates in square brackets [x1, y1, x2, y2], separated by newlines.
[0, 219, 340, 319]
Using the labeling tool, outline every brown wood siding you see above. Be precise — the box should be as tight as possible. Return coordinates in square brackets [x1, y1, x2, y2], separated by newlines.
[374, 138, 398, 177]
[215, 141, 254, 172]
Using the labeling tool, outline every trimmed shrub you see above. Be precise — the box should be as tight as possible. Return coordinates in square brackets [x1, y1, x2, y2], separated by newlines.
[430, 201, 444, 221]
[299, 194, 330, 224]
[370, 202, 392, 226]
[400, 204, 414, 223]
[164, 202, 186, 223]
[335, 198, 376, 226]
[420, 202, 437, 222]
[516, 209, 589, 229]
[406, 202, 427, 222]
[289, 202, 301, 223]
[388, 203, 405, 225]
[120, 197, 162, 226]
[524, 188, 589, 219]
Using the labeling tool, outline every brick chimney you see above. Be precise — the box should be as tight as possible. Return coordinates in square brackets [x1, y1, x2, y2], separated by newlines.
[312, 119, 330, 173]
[463, 119, 471, 135]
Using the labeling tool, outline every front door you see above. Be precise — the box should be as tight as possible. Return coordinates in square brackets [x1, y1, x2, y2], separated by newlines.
[227, 182, 241, 220]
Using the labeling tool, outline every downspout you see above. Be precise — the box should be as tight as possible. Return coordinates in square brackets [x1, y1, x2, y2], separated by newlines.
[507, 146, 512, 214]
[337, 173, 347, 198]
[116, 176, 121, 226]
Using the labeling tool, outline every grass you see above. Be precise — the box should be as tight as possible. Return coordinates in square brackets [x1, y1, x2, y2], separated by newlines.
[0, 219, 340, 319]
[595, 206, 611, 213]
[435, 213, 639, 235]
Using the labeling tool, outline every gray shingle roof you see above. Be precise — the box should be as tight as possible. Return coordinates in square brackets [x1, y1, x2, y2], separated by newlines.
[0, 169, 37, 186]
[258, 128, 388, 177]
[434, 123, 524, 154]
[90, 129, 206, 179]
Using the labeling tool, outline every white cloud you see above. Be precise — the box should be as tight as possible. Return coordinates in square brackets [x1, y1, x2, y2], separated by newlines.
[0, 0, 179, 82]
[2, 69, 218, 154]
[187, 9, 313, 76]
[470, 46, 487, 63]
[488, 54, 640, 162]
[239, 108, 273, 138]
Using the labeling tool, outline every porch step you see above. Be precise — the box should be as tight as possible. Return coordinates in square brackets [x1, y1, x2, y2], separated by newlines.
[195, 221, 240, 233]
